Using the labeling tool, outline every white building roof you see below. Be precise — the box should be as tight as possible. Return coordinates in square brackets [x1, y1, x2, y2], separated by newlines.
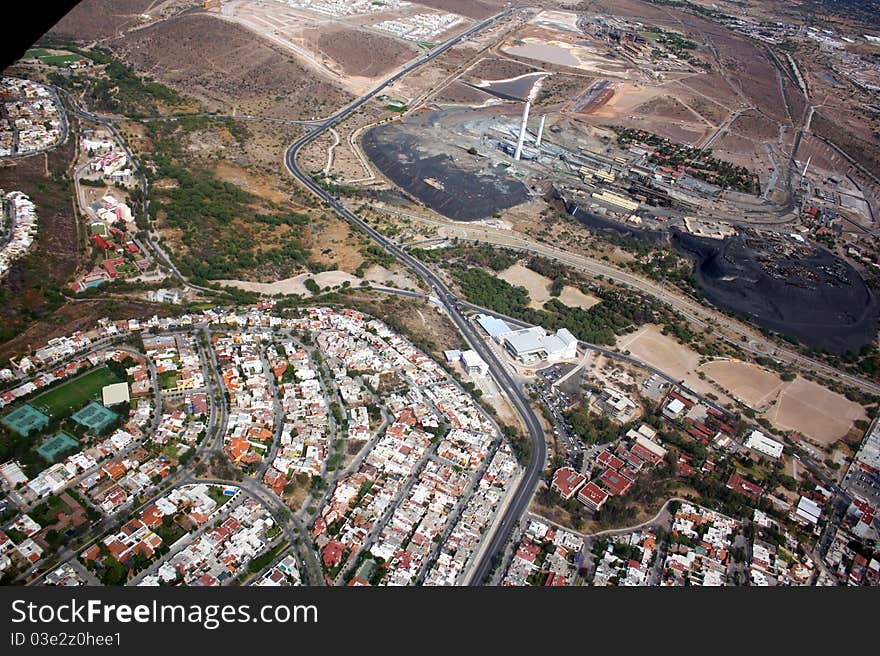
[745, 430, 783, 459]
[502, 327, 547, 355]
[460, 350, 487, 369]
[476, 314, 512, 338]
[102, 382, 130, 406]
[796, 496, 822, 524]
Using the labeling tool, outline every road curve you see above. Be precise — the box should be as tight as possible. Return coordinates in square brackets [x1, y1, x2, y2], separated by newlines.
[282, 8, 546, 585]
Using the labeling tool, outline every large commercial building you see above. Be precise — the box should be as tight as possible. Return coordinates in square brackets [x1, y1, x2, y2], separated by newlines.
[744, 430, 784, 459]
[475, 315, 578, 364]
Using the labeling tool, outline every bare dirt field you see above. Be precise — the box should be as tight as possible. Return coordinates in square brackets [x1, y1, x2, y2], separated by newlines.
[112, 13, 351, 121]
[464, 57, 540, 82]
[616, 325, 717, 398]
[413, 0, 504, 20]
[314, 28, 418, 78]
[434, 81, 498, 105]
[498, 263, 552, 309]
[729, 111, 780, 141]
[768, 377, 867, 446]
[558, 286, 601, 310]
[698, 360, 783, 409]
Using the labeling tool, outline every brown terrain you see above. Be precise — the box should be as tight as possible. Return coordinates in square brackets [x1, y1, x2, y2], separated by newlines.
[464, 57, 540, 81]
[111, 12, 352, 120]
[412, 0, 505, 20]
[314, 28, 418, 78]
[434, 81, 497, 105]
[0, 115, 81, 352]
[47, 0, 159, 42]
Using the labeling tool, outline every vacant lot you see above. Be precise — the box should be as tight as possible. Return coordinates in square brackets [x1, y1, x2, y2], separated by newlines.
[499, 264, 550, 309]
[616, 324, 719, 397]
[413, 0, 503, 19]
[113, 13, 351, 121]
[32, 367, 121, 419]
[558, 286, 601, 311]
[698, 360, 782, 409]
[316, 28, 417, 78]
[768, 377, 867, 446]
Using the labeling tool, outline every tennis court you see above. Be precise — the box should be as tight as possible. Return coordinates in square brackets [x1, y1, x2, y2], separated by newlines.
[1, 404, 50, 437]
[37, 432, 80, 462]
[71, 401, 118, 435]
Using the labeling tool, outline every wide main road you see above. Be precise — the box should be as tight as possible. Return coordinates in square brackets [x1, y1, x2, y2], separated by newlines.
[284, 7, 545, 585]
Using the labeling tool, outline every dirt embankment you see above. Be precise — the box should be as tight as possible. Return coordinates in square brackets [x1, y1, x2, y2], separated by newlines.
[0, 116, 81, 349]
[111, 12, 352, 121]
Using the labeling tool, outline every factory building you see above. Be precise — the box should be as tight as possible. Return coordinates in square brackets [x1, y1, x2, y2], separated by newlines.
[591, 190, 640, 213]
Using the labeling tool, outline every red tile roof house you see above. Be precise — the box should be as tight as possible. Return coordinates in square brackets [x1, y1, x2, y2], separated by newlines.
[726, 473, 763, 501]
[577, 482, 609, 512]
[551, 467, 587, 500]
[322, 540, 346, 570]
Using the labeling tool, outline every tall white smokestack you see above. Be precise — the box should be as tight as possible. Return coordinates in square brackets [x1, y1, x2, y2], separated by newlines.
[535, 115, 545, 148]
[514, 101, 531, 161]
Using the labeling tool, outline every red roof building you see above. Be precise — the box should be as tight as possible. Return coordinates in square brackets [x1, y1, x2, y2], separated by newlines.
[551, 467, 586, 500]
[726, 473, 763, 501]
[577, 481, 610, 511]
[598, 469, 634, 497]
[597, 450, 625, 471]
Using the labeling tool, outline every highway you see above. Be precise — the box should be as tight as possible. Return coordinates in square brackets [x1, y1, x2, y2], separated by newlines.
[282, 7, 546, 584]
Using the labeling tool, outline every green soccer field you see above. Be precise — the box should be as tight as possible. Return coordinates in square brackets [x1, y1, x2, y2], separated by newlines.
[24, 49, 81, 66]
[32, 367, 122, 418]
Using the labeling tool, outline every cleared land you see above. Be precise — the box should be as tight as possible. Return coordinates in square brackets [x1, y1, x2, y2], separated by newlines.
[768, 377, 867, 446]
[698, 360, 783, 409]
[558, 286, 601, 311]
[498, 264, 551, 309]
[314, 29, 418, 78]
[48, 0, 157, 42]
[497, 263, 600, 311]
[616, 324, 701, 382]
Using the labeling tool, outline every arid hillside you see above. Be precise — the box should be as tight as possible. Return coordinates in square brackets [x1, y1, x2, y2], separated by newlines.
[112, 12, 351, 120]
[48, 0, 169, 43]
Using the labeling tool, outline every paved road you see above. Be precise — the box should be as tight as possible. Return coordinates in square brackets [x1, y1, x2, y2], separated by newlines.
[281, 7, 546, 585]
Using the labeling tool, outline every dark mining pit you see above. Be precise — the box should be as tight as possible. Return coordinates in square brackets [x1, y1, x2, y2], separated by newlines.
[362, 117, 530, 222]
[673, 231, 879, 354]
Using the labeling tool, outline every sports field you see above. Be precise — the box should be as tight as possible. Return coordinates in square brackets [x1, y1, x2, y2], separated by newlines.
[32, 367, 122, 419]
[24, 49, 82, 66]
[37, 432, 80, 462]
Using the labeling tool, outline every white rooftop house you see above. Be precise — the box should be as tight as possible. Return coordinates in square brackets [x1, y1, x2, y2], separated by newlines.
[744, 430, 784, 459]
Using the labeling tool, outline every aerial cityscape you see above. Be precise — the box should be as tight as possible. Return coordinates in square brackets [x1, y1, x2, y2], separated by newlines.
[0, 0, 879, 588]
